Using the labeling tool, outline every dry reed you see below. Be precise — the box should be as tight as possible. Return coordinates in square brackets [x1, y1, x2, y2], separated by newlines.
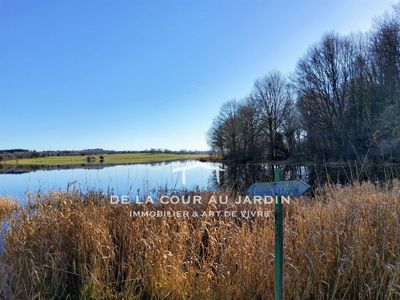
[0, 197, 18, 221]
[0, 183, 399, 299]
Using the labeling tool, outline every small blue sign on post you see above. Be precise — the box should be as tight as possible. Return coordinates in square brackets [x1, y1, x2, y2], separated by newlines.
[247, 179, 310, 197]
[247, 176, 310, 300]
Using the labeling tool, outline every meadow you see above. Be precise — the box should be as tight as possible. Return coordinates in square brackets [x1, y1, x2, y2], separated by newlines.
[0, 182, 399, 299]
[0, 153, 207, 166]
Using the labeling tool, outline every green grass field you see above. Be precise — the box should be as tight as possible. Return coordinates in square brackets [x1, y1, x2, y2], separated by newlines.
[0, 153, 207, 166]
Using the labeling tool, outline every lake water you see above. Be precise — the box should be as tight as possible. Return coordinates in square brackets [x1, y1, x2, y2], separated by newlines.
[1, 159, 399, 202]
[0, 160, 223, 201]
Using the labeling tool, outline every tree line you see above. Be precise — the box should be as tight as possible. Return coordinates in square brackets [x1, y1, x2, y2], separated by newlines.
[0, 149, 208, 161]
[208, 5, 400, 162]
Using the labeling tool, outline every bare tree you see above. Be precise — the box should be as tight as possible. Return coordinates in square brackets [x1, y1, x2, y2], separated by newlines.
[251, 71, 295, 160]
[295, 33, 361, 158]
[208, 4, 400, 162]
[371, 6, 400, 156]
[207, 117, 225, 156]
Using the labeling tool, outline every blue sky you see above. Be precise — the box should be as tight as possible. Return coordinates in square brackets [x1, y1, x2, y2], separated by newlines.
[0, 0, 397, 151]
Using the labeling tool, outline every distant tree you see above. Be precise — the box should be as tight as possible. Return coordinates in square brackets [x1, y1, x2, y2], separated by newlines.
[251, 71, 295, 160]
[207, 117, 225, 157]
[208, 73, 298, 162]
[236, 100, 261, 160]
[209, 4, 400, 162]
[218, 100, 241, 160]
[370, 7, 400, 157]
[295, 33, 362, 158]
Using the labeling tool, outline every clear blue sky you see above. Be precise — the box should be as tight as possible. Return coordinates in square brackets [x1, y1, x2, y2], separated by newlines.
[0, 0, 397, 151]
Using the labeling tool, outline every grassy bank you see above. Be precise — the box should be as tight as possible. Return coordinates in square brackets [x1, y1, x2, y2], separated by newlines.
[0, 183, 399, 299]
[0, 153, 207, 166]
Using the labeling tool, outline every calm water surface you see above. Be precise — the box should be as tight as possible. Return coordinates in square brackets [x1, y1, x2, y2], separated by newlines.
[1, 159, 399, 202]
[0, 160, 222, 201]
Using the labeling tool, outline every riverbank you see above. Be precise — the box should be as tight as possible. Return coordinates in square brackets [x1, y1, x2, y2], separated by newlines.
[0, 153, 208, 167]
[0, 183, 399, 299]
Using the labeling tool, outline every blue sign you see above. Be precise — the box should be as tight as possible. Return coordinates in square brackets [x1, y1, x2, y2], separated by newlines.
[247, 180, 310, 197]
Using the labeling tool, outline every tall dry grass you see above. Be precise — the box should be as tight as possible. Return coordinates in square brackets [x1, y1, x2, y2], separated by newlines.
[0, 197, 18, 221]
[0, 183, 399, 299]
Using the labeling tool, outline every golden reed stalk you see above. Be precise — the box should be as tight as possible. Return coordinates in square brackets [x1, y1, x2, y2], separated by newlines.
[0, 183, 399, 299]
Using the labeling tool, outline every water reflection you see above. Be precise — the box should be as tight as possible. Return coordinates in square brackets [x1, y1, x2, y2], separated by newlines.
[212, 162, 400, 193]
[1, 160, 399, 201]
[0, 160, 219, 200]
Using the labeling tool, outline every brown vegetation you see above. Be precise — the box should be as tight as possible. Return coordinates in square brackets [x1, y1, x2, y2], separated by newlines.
[0, 197, 18, 221]
[0, 183, 399, 299]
